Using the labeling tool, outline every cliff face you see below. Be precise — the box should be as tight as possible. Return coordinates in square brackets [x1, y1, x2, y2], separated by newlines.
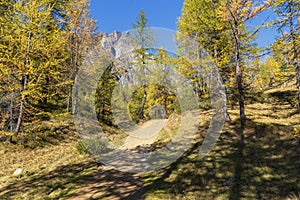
[100, 31, 135, 58]
[100, 31, 122, 57]
[98, 31, 137, 89]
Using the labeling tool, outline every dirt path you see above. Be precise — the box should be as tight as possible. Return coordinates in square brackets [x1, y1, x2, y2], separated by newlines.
[67, 166, 145, 200]
[120, 119, 167, 150]
[67, 120, 167, 199]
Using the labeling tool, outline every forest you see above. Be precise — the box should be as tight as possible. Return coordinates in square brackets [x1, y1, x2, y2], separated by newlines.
[0, 0, 299, 199]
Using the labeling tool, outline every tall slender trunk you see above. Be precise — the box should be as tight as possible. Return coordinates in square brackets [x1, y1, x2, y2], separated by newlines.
[14, 79, 26, 135]
[232, 21, 246, 127]
[67, 85, 72, 113]
[10, 90, 14, 134]
[12, 32, 31, 141]
[72, 77, 78, 115]
[138, 85, 147, 120]
[138, 52, 147, 120]
[67, 37, 74, 113]
[235, 41, 246, 126]
[67, 33, 80, 114]
[67, 69, 78, 114]
[237, 69, 246, 127]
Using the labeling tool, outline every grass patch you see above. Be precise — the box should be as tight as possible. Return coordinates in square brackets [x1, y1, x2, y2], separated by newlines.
[153, 113, 180, 146]
[143, 98, 300, 200]
[0, 114, 98, 199]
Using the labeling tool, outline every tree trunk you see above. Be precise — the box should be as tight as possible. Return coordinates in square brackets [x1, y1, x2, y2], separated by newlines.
[72, 77, 78, 115]
[14, 95, 24, 136]
[13, 75, 27, 138]
[10, 90, 14, 134]
[138, 86, 147, 120]
[11, 32, 31, 142]
[233, 22, 246, 127]
[237, 72, 246, 127]
[67, 85, 72, 113]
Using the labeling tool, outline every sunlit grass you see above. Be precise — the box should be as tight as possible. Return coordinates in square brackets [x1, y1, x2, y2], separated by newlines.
[143, 89, 300, 200]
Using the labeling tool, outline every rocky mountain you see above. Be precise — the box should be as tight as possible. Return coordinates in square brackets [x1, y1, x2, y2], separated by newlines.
[100, 31, 135, 58]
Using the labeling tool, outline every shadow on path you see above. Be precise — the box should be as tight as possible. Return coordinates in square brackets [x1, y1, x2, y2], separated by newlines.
[67, 166, 145, 200]
[0, 160, 145, 200]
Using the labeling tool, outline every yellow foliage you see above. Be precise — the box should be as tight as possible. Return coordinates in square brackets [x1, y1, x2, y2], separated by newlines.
[0, 131, 13, 137]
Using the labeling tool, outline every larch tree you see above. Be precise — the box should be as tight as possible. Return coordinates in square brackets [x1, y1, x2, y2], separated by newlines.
[254, 56, 283, 90]
[177, 0, 233, 120]
[253, 36, 293, 91]
[218, 0, 269, 127]
[131, 9, 154, 120]
[0, 0, 69, 140]
[271, 0, 300, 109]
[65, 0, 99, 114]
[0, 0, 16, 136]
[152, 49, 175, 118]
[145, 48, 179, 119]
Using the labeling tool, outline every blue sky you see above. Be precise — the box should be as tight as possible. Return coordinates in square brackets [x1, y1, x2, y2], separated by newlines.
[247, 10, 279, 48]
[90, 0, 183, 33]
[90, 0, 279, 48]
